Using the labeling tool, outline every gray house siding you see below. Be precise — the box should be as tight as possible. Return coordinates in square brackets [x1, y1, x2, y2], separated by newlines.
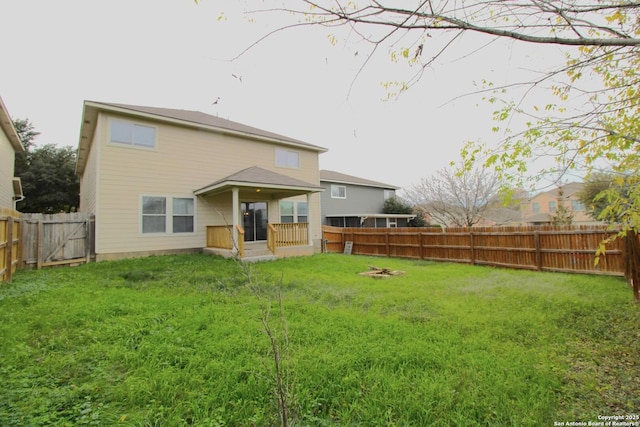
[320, 182, 392, 220]
[319, 170, 413, 228]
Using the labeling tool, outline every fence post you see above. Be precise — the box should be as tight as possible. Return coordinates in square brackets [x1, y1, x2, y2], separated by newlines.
[470, 232, 475, 265]
[385, 230, 390, 257]
[534, 231, 542, 271]
[5, 216, 13, 283]
[36, 219, 43, 270]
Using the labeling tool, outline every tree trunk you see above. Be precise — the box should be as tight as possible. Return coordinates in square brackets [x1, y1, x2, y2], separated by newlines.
[624, 230, 640, 303]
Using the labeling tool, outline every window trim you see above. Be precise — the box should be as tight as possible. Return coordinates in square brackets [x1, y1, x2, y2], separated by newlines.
[275, 148, 300, 169]
[140, 195, 196, 235]
[331, 184, 346, 199]
[110, 118, 157, 150]
[279, 200, 308, 223]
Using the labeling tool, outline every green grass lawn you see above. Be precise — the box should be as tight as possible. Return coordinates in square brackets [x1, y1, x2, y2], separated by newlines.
[0, 253, 638, 426]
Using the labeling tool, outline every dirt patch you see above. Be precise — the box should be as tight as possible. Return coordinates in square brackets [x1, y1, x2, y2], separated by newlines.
[358, 266, 405, 278]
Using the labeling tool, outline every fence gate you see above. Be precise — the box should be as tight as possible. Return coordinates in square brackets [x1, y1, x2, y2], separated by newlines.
[1, 208, 21, 282]
[21, 213, 95, 269]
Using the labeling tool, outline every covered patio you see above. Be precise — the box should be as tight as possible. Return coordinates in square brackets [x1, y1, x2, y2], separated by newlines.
[194, 166, 323, 260]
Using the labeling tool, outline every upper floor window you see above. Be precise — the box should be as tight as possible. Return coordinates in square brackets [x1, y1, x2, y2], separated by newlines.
[571, 200, 585, 211]
[275, 148, 299, 168]
[548, 201, 556, 213]
[384, 189, 395, 200]
[532, 202, 540, 213]
[331, 185, 346, 199]
[111, 119, 156, 149]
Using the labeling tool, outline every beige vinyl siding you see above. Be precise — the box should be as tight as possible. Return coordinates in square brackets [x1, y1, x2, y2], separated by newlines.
[78, 123, 99, 215]
[0, 131, 16, 209]
[94, 112, 322, 255]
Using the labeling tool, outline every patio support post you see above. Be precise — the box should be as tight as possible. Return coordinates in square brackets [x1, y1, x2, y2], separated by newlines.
[306, 193, 313, 247]
[232, 187, 239, 253]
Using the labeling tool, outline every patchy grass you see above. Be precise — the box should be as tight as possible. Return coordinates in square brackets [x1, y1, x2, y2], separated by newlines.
[0, 253, 638, 426]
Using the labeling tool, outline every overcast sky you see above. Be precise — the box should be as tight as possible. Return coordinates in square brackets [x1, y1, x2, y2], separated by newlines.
[1, 1, 571, 191]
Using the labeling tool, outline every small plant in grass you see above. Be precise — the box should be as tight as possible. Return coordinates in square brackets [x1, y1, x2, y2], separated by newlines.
[251, 282, 296, 427]
[229, 234, 298, 426]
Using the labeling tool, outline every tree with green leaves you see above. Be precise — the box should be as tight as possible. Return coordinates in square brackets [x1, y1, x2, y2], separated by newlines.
[215, 0, 639, 299]
[551, 186, 574, 226]
[577, 172, 617, 220]
[13, 119, 79, 213]
[383, 196, 427, 227]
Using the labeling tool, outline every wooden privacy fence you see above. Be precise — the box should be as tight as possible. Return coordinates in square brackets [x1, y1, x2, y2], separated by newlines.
[322, 225, 631, 276]
[0, 208, 22, 283]
[21, 213, 94, 269]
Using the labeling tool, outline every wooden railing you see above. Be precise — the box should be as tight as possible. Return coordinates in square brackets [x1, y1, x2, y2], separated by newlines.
[206, 225, 245, 258]
[267, 224, 277, 255]
[269, 223, 309, 249]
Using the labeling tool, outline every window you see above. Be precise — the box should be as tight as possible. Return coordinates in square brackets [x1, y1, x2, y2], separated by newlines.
[279, 201, 308, 223]
[141, 196, 195, 234]
[111, 119, 156, 149]
[280, 201, 294, 223]
[331, 185, 346, 199]
[297, 202, 308, 223]
[142, 196, 166, 233]
[571, 200, 585, 211]
[384, 190, 395, 200]
[173, 198, 195, 233]
[532, 202, 540, 213]
[548, 201, 556, 213]
[275, 148, 299, 168]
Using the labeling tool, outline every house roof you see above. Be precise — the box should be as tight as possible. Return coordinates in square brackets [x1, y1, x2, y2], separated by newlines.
[320, 170, 399, 189]
[531, 182, 584, 200]
[0, 96, 24, 152]
[525, 213, 552, 223]
[194, 166, 324, 197]
[76, 101, 328, 174]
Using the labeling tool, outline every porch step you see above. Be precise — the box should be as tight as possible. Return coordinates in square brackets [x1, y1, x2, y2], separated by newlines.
[242, 254, 278, 263]
[239, 243, 275, 262]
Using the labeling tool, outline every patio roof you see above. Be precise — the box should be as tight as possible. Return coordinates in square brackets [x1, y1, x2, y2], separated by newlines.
[194, 166, 324, 198]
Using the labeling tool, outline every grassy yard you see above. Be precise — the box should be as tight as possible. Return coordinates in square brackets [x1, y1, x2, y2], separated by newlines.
[0, 253, 638, 426]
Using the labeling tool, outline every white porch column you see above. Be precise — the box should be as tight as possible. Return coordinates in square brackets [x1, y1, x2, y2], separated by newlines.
[306, 193, 313, 247]
[232, 187, 239, 253]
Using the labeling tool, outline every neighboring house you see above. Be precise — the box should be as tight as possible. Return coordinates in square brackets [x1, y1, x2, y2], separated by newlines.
[320, 170, 414, 227]
[76, 101, 327, 261]
[521, 182, 600, 225]
[0, 96, 24, 210]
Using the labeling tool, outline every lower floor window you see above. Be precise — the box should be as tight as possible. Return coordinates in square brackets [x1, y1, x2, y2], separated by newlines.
[279, 201, 308, 223]
[173, 197, 195, 233]
[142, 195, 195, 234]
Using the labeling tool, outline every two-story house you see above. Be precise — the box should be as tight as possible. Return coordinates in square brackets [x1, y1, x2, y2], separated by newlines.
[320, 170, 414, 227]
[0, 96, 24, 211]
[521, 182, 600, 225]
[76, 101, 326, 261]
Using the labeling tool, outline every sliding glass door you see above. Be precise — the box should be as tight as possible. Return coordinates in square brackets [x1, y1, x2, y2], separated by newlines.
[241, 202, 267, 241]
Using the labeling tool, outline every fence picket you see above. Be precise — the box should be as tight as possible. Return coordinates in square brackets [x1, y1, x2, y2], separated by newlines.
[322, 225, 630, 277]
